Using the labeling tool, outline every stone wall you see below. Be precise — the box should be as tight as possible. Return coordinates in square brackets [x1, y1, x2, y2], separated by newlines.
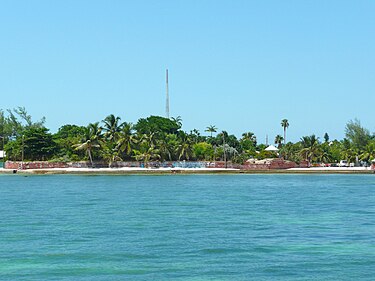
[5, 159, 299, 170]
[243, 158, 297, 170]
[5, 161, 82, 170]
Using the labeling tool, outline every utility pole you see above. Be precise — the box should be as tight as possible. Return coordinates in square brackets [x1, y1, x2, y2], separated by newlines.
[166, 69, 169, 119]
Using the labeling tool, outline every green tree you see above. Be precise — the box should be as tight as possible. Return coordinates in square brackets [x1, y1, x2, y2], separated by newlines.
[345, 119, 370, 150]
[189, 129, 204, 144]
[274, 134, 284, 148]
[135, 115, 181, 136]
[102, 114, 124, 142]
[317, 142, 333, 163]
[177, 132, 194, 160]
[73, 123, 102, 167]
[101, 142, 122, 167]
[117, 122, 136, 159]
[22, 127, 57, 161]
[1, 107, 46, 144]
[300, 135, 321, 164]
[193, 142, 214, 160]
[157, 134, 177, 161]
[359, 140, 375, 163]
[133, 146, 161, 166]
[241, 132, 257, 146]
[281, 119, 289, 144]
[205, 125, 217, 138]
[327, 140, 342, 163]
[133, 132, 160, 165]
[170, 116, 183, 128]
[53, 125, 86, 161]
[279, 142, 301, 162]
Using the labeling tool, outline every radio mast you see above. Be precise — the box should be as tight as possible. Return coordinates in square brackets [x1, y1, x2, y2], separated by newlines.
[166, 69, 170, 119]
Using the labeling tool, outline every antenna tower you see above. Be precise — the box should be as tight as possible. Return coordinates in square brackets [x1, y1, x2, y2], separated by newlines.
[166, 69, 170, 118]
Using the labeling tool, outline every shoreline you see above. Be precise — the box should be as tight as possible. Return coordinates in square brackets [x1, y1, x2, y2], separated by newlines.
[1, 167, 374, 175]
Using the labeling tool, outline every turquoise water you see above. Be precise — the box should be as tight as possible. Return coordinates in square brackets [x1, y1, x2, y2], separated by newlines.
[0, 174, 374, 280]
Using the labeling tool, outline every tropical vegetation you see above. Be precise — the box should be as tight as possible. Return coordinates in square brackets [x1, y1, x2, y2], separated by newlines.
[1, 108, 374, 167]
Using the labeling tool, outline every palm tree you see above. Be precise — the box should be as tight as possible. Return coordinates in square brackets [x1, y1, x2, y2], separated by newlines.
[281, 119, 289, 145]
[134, 146, 160, 167]
[171, 116, 183, 129]
[241, 132, 257, 146]
[177, 132, 194, 160]
[279, 142, 301, 161]
[158, 136, 173, 161]
[189, 129, 201, 144]
[73, 122, 102, 167]
[117, 122, 136, 158]
[133, 131, 161, 166]
[317, 143, 333, 164]
[102, 114, 125, 142]
[359, 141, 375, 164]
[274, 134, 284, 148]
[102, 143, 122, 168]
[205, 125, 217, 138]
[300, 135, 321, 164]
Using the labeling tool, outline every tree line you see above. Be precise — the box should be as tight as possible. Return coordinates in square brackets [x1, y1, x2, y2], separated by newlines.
[1, 107, 374, 167]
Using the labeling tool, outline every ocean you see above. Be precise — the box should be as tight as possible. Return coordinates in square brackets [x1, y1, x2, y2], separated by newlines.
[0, 174, 374, 280]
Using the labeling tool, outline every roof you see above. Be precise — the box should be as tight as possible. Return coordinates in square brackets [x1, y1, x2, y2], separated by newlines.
[265, 145, 279, 151]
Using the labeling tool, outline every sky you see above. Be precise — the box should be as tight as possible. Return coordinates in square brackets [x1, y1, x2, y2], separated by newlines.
[0, 0, 374, 143]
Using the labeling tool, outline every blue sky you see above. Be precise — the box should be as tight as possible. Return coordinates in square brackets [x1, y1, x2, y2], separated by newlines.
[1, 0, 374, 143]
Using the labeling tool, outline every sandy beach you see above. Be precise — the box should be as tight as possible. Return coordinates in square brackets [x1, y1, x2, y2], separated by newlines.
[1, 166, 374, 175]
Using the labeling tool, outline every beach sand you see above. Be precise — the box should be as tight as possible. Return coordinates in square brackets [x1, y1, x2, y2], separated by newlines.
[1, 166, 374, 175]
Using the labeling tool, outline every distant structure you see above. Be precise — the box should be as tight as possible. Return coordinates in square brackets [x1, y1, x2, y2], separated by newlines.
[166, 69, 169, 119]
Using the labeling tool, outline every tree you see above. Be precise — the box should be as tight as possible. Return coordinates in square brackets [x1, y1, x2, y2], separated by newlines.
[12, 107, 46, 129]
[274, 135, 284, 148]
[170, 116, 182, 129]
[53, 125, 86, 161]
[102, 114, 125, 142]
[135, 116, 180, 136]
[324, 133, 329, 143]
[193, 142, 214, 161]
[205, 125, 217, 138]
[22, 127, 57, 161]
[157, 133, 177, 161]
[359, 140, 375, 164]
[345, 119, 370, 150]
[1, 107, 46, 142]
[241, 132, 256, 144]
[117, 122, 136, 159]
[133, 146, 160, 166]
[177, 132, 194, 160]
[133, 132, 160, 166]
[317, 142, 333, 163]
[281, 119, 289, 144]
[300, 135, 321, 164]
[101, 142, 122, 168]
[73, 123, 102, 167]
[189, 129, 203, 144]
[279, 142, 302, 162]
